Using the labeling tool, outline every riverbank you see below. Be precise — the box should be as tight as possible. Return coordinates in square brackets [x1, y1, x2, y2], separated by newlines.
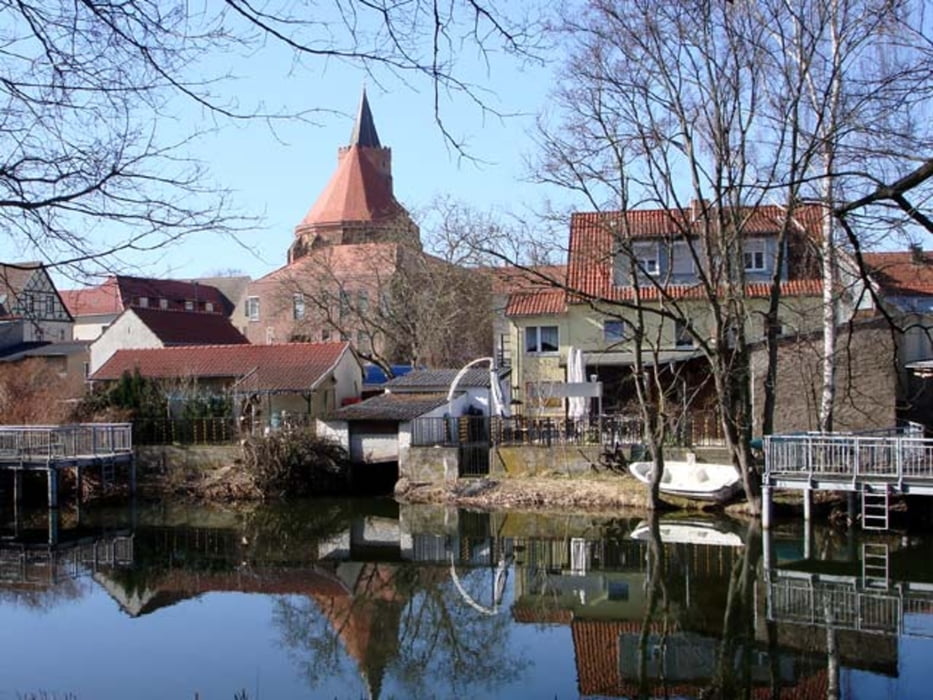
[394, 473, 770, 516]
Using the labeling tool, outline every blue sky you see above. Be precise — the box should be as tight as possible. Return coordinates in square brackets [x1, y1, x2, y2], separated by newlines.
[114, 28, 570, 282]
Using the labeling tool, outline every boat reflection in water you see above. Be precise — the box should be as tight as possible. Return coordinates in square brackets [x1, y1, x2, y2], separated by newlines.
[1, 498, 932, 698]
[629, 514, 745, 548]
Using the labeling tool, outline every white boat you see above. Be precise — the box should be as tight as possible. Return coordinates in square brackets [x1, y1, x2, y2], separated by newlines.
[628, 459, 742, 502]
[629, 517, 745, 547]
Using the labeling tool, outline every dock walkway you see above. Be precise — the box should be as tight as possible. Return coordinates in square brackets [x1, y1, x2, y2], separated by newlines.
[762, 427, 933, 529]
[0, 423, 134, 507]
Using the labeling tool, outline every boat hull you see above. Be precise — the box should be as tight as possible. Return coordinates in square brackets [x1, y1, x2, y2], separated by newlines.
[628, 460, 743, 503]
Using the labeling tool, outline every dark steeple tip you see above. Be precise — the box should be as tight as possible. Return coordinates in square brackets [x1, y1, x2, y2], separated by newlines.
[350, 88, 381, 148]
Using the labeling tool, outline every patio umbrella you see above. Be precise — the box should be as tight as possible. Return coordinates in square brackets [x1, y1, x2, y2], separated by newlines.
[567, 346, 587, 420]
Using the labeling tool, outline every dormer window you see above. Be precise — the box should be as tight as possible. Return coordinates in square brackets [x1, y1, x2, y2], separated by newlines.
[633, 241, 659, 276]
[184, 300, 194, 311]
[138, 296, 148, 308]
[159, 298, 168, 309]
[744, 240, 766, 272]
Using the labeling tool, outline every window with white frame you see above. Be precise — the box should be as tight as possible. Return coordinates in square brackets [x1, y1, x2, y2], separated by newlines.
[159, 298, 168, 309]
[604, 319, 626, 342]
[265, 326, 276, 344]
[184, 300, 194, 311]
[292, 293, 305, 320]
[525, 325, 559, 354]
[138, 296, 148, 308]
[633, 241, 660, 276]
[205, 301, 214, 313]
[246, 296, 260, 321]
[744, 239, 766, 271]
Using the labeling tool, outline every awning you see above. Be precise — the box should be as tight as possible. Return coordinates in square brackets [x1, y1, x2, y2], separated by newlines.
[582, 349, 704, 368]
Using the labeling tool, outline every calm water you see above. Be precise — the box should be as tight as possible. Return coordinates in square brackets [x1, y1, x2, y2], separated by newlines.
[1, 498, 933, 699]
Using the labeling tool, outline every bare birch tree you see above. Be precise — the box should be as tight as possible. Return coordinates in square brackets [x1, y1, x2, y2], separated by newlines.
[519, 0, 932, 511]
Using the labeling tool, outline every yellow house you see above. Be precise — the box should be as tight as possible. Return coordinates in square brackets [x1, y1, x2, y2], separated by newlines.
[506, 205, 829, 420]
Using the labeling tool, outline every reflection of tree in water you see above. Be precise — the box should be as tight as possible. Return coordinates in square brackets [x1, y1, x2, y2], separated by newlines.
[272, 561, 525, 698]
[705, 521, 763, 699]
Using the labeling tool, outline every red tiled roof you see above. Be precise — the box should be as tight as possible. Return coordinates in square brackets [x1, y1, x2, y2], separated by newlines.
[132, 308, 248, 346]
[567, 205, 823, 301]
[862, 251, 933, 296]
[505, 289, 568, 316]
[300, 145, 402, 226]
[504, 281, 819, 317]
[61, 276, 231, 316]
[91, 341, 353, 391]
[59, 278, 122, 316]
[488, 265, 567, 294]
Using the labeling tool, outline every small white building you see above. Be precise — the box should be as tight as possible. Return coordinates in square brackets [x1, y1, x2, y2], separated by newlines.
[89, 307, 248, 374]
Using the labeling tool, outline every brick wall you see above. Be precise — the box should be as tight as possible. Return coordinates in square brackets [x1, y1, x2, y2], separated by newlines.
[751, 319, 899, 434]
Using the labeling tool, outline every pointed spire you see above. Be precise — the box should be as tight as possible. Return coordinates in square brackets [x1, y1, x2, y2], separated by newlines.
[350, 88, 381, 148]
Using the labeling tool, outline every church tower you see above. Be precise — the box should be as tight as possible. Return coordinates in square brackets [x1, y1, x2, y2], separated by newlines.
[288, 90, 420, 263]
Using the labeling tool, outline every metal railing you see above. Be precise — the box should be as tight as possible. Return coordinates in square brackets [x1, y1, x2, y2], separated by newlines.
[0, 423, 133, 461]
[410, 414, 724, 448]
[767, 575, 933, 637]
[764, 432, 933, 483]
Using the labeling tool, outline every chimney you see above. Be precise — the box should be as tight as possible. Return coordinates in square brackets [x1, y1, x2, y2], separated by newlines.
[910, 243, 924, 263]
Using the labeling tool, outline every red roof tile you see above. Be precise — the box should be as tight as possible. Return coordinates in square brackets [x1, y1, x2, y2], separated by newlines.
[505, 289, 568, 316]
[91, 342, 354, 392]
[300, 145, 402, 226]
[488, 265, 567, 295]
[131, 308, 248, 346]
[862, 251, 933, 296]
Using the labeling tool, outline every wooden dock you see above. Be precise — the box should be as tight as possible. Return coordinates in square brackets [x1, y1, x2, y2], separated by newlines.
[762, 428, 933, 529]
[0, 423, 134, 507]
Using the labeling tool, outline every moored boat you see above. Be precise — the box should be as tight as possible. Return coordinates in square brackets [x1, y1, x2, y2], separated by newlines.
[628, 458, 742, 503]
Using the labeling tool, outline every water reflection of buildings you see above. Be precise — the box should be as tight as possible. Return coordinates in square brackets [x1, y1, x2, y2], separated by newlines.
[0, 505, 133, 589]
[763, 529, 933, 695]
